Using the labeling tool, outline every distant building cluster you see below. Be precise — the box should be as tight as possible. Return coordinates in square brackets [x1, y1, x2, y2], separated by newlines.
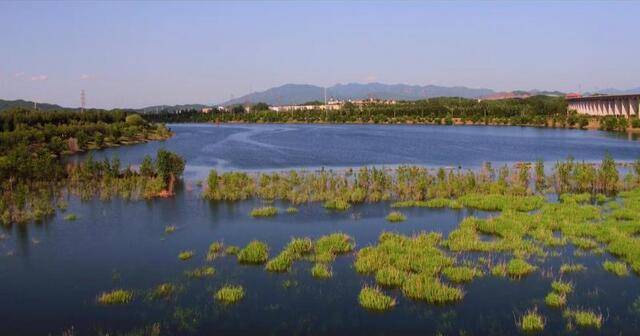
[268, 98, 396, 112]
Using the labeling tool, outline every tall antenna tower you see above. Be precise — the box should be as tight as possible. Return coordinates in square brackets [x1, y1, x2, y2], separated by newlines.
[80, 89, 86, 112]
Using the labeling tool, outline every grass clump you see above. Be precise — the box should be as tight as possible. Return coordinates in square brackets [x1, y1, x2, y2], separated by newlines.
[224, 245, 240, 255]
[207, 241, 224, 261]
[185, 266, 215, 279]
[250, 206, 278, 217]
[323, 199, 350, 211]
[603, 260, 629, 276]
[358, 286, 396, 311]
[286, 207, 298, 213]
[265, 237, 314, 272]
[151, 283, 175, 300]
[551, 279, 574, 295]
[385, 211, 406, 222]
[314, 233, 355, 258]
[442, 266, 483, 283]
[311, 263, 332, 279]
[97, 289, 133, 305]
[506, 258, 537, 278]
[265, 252, 293, 272]
[164, 225, 177, 234]
[237, 240, 269, 264]
[491, 262, 508, 277]
[375, 266, 407, 287]
[64, 213, 77, 221]
[178, 250, 194, 261]
[214, 285, 245, 304]
[401, 274, 464, 304]
[559, 263, 586, 274]
[518, 308, 545, 332]
[545, 292, 567, 308]
[563, 309, 603, 329]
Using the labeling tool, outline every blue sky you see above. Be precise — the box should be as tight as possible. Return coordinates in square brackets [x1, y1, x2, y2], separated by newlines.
[1, 1, 639, 109]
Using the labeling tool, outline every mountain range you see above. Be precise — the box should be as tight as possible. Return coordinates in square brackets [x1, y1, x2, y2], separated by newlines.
[221, 83, 495, 106]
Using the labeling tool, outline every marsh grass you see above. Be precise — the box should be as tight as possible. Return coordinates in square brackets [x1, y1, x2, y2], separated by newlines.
[224, 245, 240, 255]
[207, 241, 224, 261]
[385, 211, 406, 222]
[375, 267, 408, 287]
[185, 266, 215, 279]
[250, 206, 278, 217]
[265, 237, 314, 272]
[237, 241, 269, 264]
[491, 262, 508, 277]
[442, 266, 483, 283]
[506, 258, 537, 278]
[64, 213, 77, 221]
[559, 263, 586, 274]
[164, 225, 177, 234]
[401, 274, 464, 304]
[563, 309, 603, 329]
[215, 285, 245, 304]
[545, 292, 567, 308]
[518, 308, 545, 332]
[178, 250, 194, 261]
[602, 260, 629, 276]
[358, 286, 396, 311]
[150, 283, 176, 300]
[551, 279, 574, 295]
[311, 263, 332, 279]
[97, 289, 133, 305]
[323, 199, 350, 211]
[286, 207, 299, 213]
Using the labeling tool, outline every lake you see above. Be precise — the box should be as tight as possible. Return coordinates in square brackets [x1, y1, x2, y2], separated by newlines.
[3, 124, 640, 335]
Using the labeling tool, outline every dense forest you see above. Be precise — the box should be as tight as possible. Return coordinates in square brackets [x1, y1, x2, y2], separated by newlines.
[0, 108, 181, 225]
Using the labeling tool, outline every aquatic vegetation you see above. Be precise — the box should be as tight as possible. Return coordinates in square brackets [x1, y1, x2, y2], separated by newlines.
[214, 285, 245, 304]
[164, 225, 177, 234]
[385, 211, 406, 222]
[265, 252, 293, 272]
[491, 263, 508, 277]
[602, 260, 629, 276]
[97, 289, 134, 305]
[311, 263, 332, 279]
[506, 259, 537, 278]
[314, 233, 355, 256]
[237, 240, 269, 264]
[250, 206, 278, 217]
[401, 274, 464, 304]
[551, 279, 574, 295]
[358, 286, 396, 311]
[442, 266, 483, 283]
[563, 309, 603, 329]
[375, 266, 408, 287]
[64, 213, 77, 221]
[151, 283, 176, 300]
[178, 250, 194, 261]
[185, 266, 215, 279]
[224, 245, 240, 255]
[286, 207, 298, 213]
[323, 199, 351, 211]
[207, 241, 224, 261]
[559, 263, 586, 274]
[518, 309, 545, 332]
[545, 292, 567, 308]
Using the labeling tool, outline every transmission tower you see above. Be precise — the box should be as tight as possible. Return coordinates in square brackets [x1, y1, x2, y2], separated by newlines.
[80, 89, 86, 112]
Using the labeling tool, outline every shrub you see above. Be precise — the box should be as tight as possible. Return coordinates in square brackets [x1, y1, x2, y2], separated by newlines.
[238, 241, 269, 264]
[358, 286, 396, 311]
[215, 285, 245, 304]
[97, 289, 133, 305]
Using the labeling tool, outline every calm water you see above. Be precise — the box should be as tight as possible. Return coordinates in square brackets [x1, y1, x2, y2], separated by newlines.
[3, 124, 640, 335]
[73, 123, 640, 179]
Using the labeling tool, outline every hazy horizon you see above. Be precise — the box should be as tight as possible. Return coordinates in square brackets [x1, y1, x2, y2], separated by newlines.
[1, 1, 639, 109]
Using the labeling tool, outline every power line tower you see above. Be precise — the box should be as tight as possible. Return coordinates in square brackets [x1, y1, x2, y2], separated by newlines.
[80, 89, 86, 112]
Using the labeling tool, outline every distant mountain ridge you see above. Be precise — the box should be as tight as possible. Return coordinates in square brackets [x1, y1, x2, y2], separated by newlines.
[594, 87, 640, 95]
[0, 99, 68, 112]
[222, 82, 495, 106]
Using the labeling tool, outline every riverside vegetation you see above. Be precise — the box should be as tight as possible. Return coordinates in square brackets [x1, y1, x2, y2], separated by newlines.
[0, 109, 178, 226]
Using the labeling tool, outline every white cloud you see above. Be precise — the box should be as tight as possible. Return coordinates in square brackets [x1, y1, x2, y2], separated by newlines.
[29, 75, 48, 81]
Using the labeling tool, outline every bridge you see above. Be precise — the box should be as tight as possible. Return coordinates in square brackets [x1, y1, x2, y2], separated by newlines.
[566, 94, 640, 118]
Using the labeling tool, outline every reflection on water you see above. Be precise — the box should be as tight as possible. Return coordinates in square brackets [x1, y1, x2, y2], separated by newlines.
[69, 124, 640, 180]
